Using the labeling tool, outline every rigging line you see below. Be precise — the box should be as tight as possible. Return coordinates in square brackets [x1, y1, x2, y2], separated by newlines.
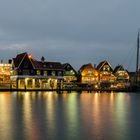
[121, 43, 136, 66]
[126, 45, 136, 71]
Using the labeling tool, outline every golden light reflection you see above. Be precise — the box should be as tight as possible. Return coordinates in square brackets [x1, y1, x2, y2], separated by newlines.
[21, 91, 41, 140]
[66, 92, 79, 136]
[109, 93, 131, 139]
[92, 93, 103, 136]
[22, 92, 32, 139]
[0, 93, 14, 140]
[45, 92, 57, 137]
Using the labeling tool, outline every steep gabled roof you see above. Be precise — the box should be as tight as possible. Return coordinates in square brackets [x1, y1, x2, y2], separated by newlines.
[62, 63, 68, 68]
[30, 59, 42, 69]
[114, 65, 125, 73]
[96, 61, 105, 70]
[13, 52, 27, 68]
[78, 63, 93, 74]
[78, 63, 91, 72]
[96, 60, 113, 71]
[31, 59, 64, 70]
[45, 62, 64, 70]
[13, 52, 64, 70]
[62, 63, 74, 69]
[62, 63, 77, 74]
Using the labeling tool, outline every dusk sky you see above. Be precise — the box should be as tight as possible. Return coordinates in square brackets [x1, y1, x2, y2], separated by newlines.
[0, 0, 140, 71]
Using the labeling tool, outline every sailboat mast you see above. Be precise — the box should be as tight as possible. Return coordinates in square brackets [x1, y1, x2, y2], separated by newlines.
[136, 31, 139, 73]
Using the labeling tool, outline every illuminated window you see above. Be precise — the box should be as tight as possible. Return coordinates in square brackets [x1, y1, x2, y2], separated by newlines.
[103, 65, 110, 71]
[44, 71, 47, 76]
[37, 70, 41, 75]
[52, 71, 55, 76]
[70, 70, 75, 75]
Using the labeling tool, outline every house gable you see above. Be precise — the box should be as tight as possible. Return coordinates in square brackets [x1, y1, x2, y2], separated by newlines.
[97, 61, 113, 72]
[63, 63, 77, 76]
[114, 65, 129, 80]
[19, 54, 34, 69]
[81, 64, 94, 76]
[13, 52, 26, 68]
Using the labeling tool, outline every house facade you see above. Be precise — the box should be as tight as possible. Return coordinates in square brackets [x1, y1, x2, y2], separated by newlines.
[62, 63, 77, 83]
[11, 52, 64, 89]
[129, 71, 140, 88]
[97, 60, 116, 88]
[114, 65, 130, 88]
[78, 63, 99, 88]
[0, 63, 12, 88]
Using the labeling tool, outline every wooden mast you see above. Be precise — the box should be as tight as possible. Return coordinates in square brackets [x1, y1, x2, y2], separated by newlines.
[136, 30, 140, 85]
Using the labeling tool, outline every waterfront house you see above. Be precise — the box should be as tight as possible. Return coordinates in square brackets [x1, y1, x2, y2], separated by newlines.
[97, 60, 116, 88]
[78, 63, 99, 88]
[137, 69, 140, 86]
[0, 62, 12, 88]
[62, 63, 77, 86]
[129, 71, 140, 87]
[113, 65, 130, 88]
[11, 52, 64, 89]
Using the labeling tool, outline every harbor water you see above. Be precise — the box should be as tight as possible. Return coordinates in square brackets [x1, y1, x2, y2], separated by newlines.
[0, 91, 140, 140]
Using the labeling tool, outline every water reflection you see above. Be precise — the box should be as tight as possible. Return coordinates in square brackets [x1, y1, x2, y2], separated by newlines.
[0, 92, 140, 140]
[0, 93, 15, 140]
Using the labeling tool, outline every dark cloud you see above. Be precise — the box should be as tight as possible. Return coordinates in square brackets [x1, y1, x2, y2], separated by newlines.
[0, 0, 139, 71]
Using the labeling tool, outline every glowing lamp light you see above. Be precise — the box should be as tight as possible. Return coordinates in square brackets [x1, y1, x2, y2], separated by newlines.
[95, 85, 98, 88]
[82, 72, 85, 76]
[28, 54, 32, 59]
[94, 72, 98, 76]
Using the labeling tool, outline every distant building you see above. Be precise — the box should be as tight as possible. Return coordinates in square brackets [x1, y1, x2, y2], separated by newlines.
[78, 63, 99, 88]
[97, 60, 116, 88]
[11, 52, 64, 89]
[129, 71, 140, 87]
[113, 65, 130, 88]
[0, 63, 12, 88]
[62, 63, 77, 83]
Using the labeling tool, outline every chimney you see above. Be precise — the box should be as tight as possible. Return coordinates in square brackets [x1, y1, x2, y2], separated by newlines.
[41, 56, 45, 62]
[8, 59, 12, 64]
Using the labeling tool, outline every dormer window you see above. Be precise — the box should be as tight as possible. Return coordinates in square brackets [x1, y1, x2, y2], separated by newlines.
[103, 65, 110, 71]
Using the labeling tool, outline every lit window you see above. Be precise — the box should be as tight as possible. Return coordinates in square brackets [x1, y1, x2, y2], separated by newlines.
[52, 71, 55, 76]
[37, 70, 40, 75]
[44, 71, 47, 76]
[70, 70, 75, 75]
[103, 65, 110, 71]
